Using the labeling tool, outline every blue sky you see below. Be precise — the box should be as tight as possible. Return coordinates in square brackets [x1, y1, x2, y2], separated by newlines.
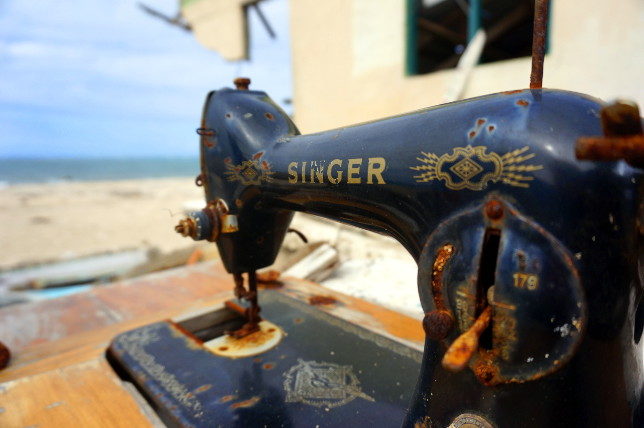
[0, 0, 291, 158]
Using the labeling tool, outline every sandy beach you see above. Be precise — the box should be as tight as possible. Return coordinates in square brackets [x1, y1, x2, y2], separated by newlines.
[0, 177, 421, 315]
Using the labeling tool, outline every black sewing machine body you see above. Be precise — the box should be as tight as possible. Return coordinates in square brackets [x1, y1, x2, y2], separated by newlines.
[110, 87, 643, 427]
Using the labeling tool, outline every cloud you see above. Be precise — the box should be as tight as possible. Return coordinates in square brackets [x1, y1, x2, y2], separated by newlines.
[0, 0, 292, 158]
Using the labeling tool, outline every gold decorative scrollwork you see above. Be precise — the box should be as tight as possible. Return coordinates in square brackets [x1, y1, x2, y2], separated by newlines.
[224, 153, 274, 185]
[410, 145, 542, 190]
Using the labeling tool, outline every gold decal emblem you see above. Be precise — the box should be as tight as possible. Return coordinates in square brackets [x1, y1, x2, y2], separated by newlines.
[411, 145, 542, 190]
[224, 153, 274, 185]
[283, 359, 374, 408]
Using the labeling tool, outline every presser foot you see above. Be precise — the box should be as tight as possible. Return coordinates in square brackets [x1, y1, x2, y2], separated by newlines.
[227, 320, 261, 338]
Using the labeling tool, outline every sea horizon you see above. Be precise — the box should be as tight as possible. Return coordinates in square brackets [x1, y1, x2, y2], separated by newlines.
[0, 157, 200, 185]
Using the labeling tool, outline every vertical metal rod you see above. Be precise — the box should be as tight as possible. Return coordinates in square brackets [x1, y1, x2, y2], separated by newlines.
[467, 0, 482, 43]
[247, 270, 260, 325]
[530, 0, 550, 89]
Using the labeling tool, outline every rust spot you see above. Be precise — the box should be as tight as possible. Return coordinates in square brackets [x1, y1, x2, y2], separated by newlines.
[219, 395, 237, 403]
[431, 244, 455, 312]
[442, 306, 493, 372]
[223, 326, 279, 351]
[262, 362, 275, 370]
[308, 295, 338, 305]
[253, 357, 262, 363]
[516, 99, 529, 107]
[218, 346, 229, 351]
[423, 310, 454, 340]
[293, 317, 304, 324]
[488, 125, 495, 132]
[230, 396, 261, 409]
[257, 270, 281, 284]
[204, 139, 215, 148]
[530, 0, 549, 89]
[468, 131, 477, 139]
[576, 135, 644, 167]
[265, 112, 274, 120]
[194, 384, 212, 393]
[233, 77, 251, 90]
[516, 250, 527, 271]
[477, 118, 486, 126]
[253, 152, 264, 160]
[485, 200, 504, 220]
[261, 160, 269, 169]
[414, 416, 433, 428]
[472, 357, 501, 386]
[267, 328, 276, 333]
[235, 199, 242, 208]
[504, 89, 523, 95]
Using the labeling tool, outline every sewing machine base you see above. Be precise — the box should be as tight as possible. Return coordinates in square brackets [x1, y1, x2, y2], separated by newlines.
[107, 291, 422, 427]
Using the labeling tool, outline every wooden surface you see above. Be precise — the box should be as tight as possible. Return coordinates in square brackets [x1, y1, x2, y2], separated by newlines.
[0, 261, 424, 426]
[0, 359, 154, 427]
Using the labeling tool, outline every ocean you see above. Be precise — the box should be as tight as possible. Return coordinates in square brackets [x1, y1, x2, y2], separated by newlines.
[0, 158, 200, 185]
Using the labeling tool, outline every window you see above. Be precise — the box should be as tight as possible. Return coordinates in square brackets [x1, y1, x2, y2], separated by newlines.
[406, 0, 549, 75]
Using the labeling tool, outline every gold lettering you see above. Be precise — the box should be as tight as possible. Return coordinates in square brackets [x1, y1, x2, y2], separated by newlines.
[313, 161, 324, 183]
[301, 161, 307, 183]
[367, 157, 386, 184]
[347, 158, 362, 184]
[327, 159, 343, 184]
[513, 272, 539, 290]
[288, 162, 298, 183]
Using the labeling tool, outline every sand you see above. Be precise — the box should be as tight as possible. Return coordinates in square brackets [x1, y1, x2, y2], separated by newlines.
[0, 178, 421, 317]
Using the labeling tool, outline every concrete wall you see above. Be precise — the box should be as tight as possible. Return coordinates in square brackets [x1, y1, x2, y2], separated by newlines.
[289, 0, 643, 133]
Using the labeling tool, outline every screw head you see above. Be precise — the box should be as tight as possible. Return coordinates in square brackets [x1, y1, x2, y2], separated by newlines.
[423, 310, 454, 340]
[485, 199, 504, 220]
[234, 77, 251, 90]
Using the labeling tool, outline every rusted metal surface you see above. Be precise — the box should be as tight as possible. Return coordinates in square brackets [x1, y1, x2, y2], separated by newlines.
[205, 320, 284, 358]
[576, 135, 644, 164]
[600, 100, 643, 136]
[430, 244, 454, 312]
[228, 270, 263, 338]
[308, 295, 338, 305]
[442, 305, 493, 372]
[233, 77, 251, 90]
[230, 396, 261, 409]
[422, 309, 454, 341]
[576, 101, 644, 167]
[196, 128, 216, 137]
[0, 341, 10, 370]
[484, 199, 504, 220]
[256, 269, 281, 284]
[529, 0, 550, 89]
[424, 243, 456, 340]
[174, 216, 197, 238]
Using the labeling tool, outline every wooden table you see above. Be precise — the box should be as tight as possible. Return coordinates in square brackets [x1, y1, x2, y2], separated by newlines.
[0, 261, 424, 426]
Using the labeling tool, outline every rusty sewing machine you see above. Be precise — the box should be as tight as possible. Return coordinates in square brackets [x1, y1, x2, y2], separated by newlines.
[107, 3, 644, 427]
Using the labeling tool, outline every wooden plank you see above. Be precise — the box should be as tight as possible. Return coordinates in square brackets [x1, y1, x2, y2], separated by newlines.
[0, 292, 231, 383]
[0, 262, 233, 353]
[0, 358, 154, 428]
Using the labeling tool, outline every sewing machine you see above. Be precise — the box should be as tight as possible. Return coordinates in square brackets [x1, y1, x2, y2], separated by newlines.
[106, 76, 644, 426]
[107, 3, 644, 424]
